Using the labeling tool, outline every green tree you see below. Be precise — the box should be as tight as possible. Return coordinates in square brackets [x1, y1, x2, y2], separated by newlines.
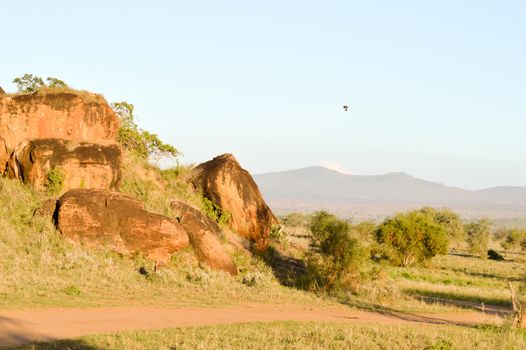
[13, 74, 44, 93]
[465, 219, 492, 258]
[420, 207, 465, 248]
[112, 101, 178, 159]
[305, 211, 366, 292]
[375, 210, 449, 266]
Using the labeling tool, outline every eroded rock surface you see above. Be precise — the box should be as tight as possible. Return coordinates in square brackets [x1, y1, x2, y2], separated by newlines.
[57, 189, 189, 264]
[171, 200, 237, 275]
[9, 138, 122, 193]
[192, 154, 278, 250]
[0, 92, 119, 151]
[0, 137, 7, 175]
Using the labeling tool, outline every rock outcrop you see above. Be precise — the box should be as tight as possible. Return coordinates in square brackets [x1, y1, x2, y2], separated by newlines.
[0, 92, 119, 151]
[171, 200, 237, 275]
[192, 154, 278, 250]
[57, 189, 189, 264]
[0, 137, 7, 175]
[9, 139, 122, 193]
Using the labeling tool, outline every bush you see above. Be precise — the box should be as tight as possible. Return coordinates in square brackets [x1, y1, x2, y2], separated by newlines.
[465, 219, 492, 258]
[375, 210, 449, 266]
[201, 196, 231, 226]
[304, 211, 366, 292]
[499, 228, 526, 254]
[45, 167, 66, 195]
[112, 101, 179, 160]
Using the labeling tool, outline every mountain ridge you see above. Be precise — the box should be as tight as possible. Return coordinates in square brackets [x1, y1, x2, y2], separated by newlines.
[253, 166, 526, 221]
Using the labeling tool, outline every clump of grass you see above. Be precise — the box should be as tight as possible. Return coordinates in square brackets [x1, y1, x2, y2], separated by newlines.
[45, 166, 65, 195]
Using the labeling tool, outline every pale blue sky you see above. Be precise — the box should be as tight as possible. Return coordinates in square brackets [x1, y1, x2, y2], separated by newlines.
[1, 1, 525, 189]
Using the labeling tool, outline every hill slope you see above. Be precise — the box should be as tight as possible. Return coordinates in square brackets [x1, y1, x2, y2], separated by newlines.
[253, 166, 526, 221]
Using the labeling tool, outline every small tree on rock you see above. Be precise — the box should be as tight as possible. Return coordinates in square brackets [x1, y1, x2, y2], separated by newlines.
[13, 74, 44, 93]
[112, 101, 178, 160]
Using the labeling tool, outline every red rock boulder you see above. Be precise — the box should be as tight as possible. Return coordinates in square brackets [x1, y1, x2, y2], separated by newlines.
[171, 200, 237, 275]
[192, 154, 278, 250]
[0, 137, 6, 175]
[9, 138, 122, 193]
[0, 92, 119, 151]
[56, 189, 189, 264]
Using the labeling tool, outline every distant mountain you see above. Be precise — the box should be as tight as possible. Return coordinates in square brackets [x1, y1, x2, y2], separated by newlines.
[253, 166, 526, 222]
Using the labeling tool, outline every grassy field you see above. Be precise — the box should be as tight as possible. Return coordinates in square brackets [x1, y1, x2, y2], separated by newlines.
[2, 171, 522, 314]
[10, 321, 526, 350]
[0, 174, 332, 310]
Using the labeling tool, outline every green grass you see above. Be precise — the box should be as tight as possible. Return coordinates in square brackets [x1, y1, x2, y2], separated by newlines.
[9, 321, 526, 350]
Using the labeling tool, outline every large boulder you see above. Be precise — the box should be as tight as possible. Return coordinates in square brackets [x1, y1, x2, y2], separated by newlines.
[171, 200, 237, 275]
[0, 92, 119, 151]
[192, 154, 278, 250]
[9, 138, 122, 193]
[56, 189, 189, 264]
[0, 137, 6, 175]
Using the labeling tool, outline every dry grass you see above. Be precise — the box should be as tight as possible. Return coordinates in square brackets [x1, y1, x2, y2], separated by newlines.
[10, 321, 526, 350]
[5, 85, 108, 105]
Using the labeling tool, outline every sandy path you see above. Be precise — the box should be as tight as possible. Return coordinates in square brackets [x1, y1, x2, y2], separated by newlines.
[0, 304, 502, 347]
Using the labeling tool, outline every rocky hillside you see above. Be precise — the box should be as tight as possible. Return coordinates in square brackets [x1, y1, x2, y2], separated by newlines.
[0, 84, 278, 275]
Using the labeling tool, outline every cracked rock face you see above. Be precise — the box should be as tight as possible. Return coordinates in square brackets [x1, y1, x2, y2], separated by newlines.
[192, 153, 278, 250]
[0, 92, 119, 151]
[56, 189, 189, 264]
[9, 138, 123, 194]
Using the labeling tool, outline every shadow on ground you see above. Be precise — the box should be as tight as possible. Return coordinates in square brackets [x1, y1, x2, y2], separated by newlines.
[6, 340, 106, 350]
[260, 246, 307, 287]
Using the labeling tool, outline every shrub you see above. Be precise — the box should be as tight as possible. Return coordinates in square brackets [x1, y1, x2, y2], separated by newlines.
[13, 73, 45, 93]
[270, 225, 288, 243]
[499, 228, 526, 254]
[112, 102, 178, 160]
[201, 196, 231, 226]
[465, 219, 492, 258]
[45, 167, 66, 195]
[375, 210, 449, 266]
[63, 285, 81, 296]
[304, 211, 366, 292]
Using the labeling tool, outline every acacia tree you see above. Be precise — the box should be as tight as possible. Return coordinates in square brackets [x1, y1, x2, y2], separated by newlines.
[375, 210, 449, 266]
[465, 219, 492, 258]
[13, 74, 44, 93]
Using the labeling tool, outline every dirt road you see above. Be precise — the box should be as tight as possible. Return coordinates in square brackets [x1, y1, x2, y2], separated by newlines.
[0, 304, 502, 347]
